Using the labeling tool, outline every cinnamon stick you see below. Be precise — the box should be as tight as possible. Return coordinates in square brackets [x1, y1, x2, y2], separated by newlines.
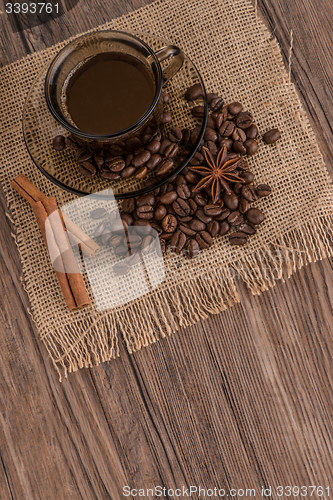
[32, 200, 78, 310]
[11, 174, 100, 257]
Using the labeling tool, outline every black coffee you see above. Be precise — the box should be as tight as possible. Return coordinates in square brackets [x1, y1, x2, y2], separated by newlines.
[65, 52, 155, 135]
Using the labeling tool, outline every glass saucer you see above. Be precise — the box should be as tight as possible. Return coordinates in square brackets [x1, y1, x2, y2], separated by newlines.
[23, 31, 208, 200]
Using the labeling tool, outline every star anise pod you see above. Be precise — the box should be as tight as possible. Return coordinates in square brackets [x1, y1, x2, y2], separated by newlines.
[190, 145, 245, 202]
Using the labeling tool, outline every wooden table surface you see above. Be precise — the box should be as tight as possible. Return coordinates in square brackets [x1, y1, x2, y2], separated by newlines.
[1, 0, 333, 498]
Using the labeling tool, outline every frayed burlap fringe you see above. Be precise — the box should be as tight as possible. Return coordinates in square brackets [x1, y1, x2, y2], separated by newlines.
[33, 214, 333, 380]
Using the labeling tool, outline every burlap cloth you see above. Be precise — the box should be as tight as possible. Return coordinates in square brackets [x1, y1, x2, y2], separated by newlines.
[1, 0, 333, 379]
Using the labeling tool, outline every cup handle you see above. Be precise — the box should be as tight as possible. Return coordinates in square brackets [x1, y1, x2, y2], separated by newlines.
[154, 45, 185, 84]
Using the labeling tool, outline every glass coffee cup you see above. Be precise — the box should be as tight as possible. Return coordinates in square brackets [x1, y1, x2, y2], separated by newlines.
[45, 29, 185, 153]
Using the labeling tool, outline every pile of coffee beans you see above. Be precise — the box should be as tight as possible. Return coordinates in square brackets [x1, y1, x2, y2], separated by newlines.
[52, 91, 182, 181]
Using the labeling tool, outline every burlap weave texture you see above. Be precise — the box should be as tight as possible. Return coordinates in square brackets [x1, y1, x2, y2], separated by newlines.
[1, 0, 333, 379]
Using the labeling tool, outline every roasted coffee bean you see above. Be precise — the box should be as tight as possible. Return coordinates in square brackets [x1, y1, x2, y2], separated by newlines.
[189, 151, 204, 166]
[244, 139, 258, 155]
[90, 207, 107, 219]
[185, 170, 200, 184]
[109, 234, 123, 247]
[215, 208, 231, 221]
[77, 150, 92, 163]
[236, 158, 250, 171]
[79, 163, 96, 178]
[100, 170, 120, 180]
[142, 133, 152, 145]
[170, 231, 187, 253]
[125, 251, 141, 266]
[204, 141, 218, 156]
[210, 96, 223, 111]
[150, 223, 163, 236]
[146, 140, 161, 154]
[256, 184, 272, 197]
[186, 239, 200, 258]
[233, 182, 243, 195]
[229, 231, 248, 245]
[93, 220, 106, 238]
[168, 127, 183, 142]
[206, 92, 219, 103]
[228, 102, 243, 115]
[160, 232, 173, 240]
[161, 90, 170, 103]
[204, 204, 222, 216]
[263, 128, 281, 144]
[147, 154, 162, 171]
[246, 124, 258, 140]
[236, 111, 253, 129]
[160, 191, 178, 205]
[161, 214, 177, 233]
[167, 205, 176, 215]
[136, 193, 155, 207]
[121, 165, 136, 178]
[240, 171, 254, 184]
[190, 127, 202, 145]
[204, 127, 218, 143]
[173, 198, 191, 217]
[194, 193, 207, 207]
[65, 136, 81, 150]
[246, 208, 265, 225]
[196, 209, 212, 224]
[219, 120, 235, 137]
[141, 234, 156, 254]
[182, 128, 191, 146]
[206, 115, 215, 128]
[177, 184, 191, 199]
[175, 175, 187, 187]
[161, 112, 172, 124]
[133, 220, 153, 234]
[239, 222, 256, 235]
[132, 150, 151, 167]
[218, 138, 233, 151]
[159, 139, 172, 155]
[239, 198, 250, 214]
[179, 223, 196, 237]
[232, 141, 247, 154]
[53, 135, 65, 151]
[214, 113, 224, 130]
[113, 261, 130, 275]
[124, 153, 134, 167]
[109, 144, 124, 156]
[188, 198, 198, 215]
[165, 143, 179, 159]
[219, 221, 230, 236]
[227, 211, 244, 226]
[154, 205, 167, 221]
[94, 153, 105, 169]
[135, 166, 148, 179]
[207, 220, 219, 237]
[100, 227, 113, 246]
[190, 218, 206, 232]
[106, 157, 125, 172]
[191, 105, 205, 118]
[223, 192, 239, 211]
[241, 185, 258, 202]
[185, 83, 204, 100]
[231, 128, 246, 143]
[136, 205, 154, 219]
[121, 213, 134, 227]
[195, 230, 212, 249]
[115, 245, 130, 256]
[126, 137, 142, 152]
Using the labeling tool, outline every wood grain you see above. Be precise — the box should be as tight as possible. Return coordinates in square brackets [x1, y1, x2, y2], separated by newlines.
[0, 0, 333, 498]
